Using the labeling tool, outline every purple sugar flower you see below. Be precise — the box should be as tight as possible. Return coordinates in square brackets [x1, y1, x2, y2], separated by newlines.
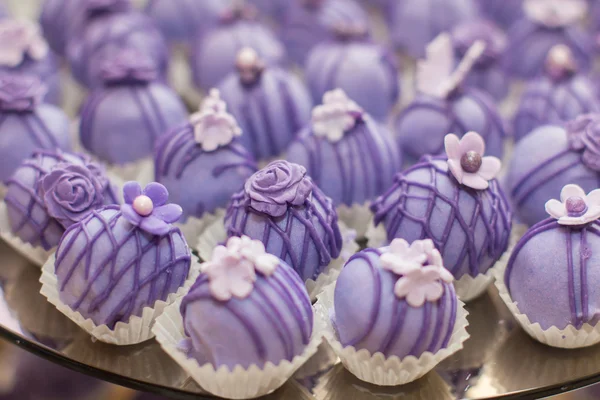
[0, 73, 47, 112]
[99, 49, 158, 85]
[121, 182, 183, 235]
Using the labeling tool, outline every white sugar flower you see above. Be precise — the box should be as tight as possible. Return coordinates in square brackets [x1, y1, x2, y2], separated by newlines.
[311, 89, 363, 142]
[191, 89, 242, 152]
[545, 184, 600, 226]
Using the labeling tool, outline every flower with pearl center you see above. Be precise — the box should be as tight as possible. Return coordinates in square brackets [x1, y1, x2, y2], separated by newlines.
[444, 131, 501, 190]
[545, 184, 600, 226]
[190, 89, 242, 152]
[311, 89, 363, 143]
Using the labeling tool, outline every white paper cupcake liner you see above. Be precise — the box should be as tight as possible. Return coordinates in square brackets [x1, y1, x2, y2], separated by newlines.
[152, 298, 324, 399]
[314, 283, 470, 386]
[39, 253, 202, 345]
[292, 341, 338, 380]
[176, 209, 225, 252]
[0, 201, 53, 267]
[197, 219, 358, 301]
[336, 201, 373, 239]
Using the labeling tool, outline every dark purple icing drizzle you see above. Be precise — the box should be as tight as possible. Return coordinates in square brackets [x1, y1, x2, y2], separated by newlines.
[0, 74, 47, 113]
[225, 184, 342, 281]
[219, 3, 257, 24]
[331, 22, 368, 41]
[99, 49, 158, 85]
[55, 206, 191, 328]
[371, 156, 512, 278]
[84, 0, 131, 19]
[505, 218, 600, 329]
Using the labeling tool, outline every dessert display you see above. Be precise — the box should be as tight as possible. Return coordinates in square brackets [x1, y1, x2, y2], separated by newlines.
[395, 34, 506, 164]
[0, 73, 71, 184]
[498, 183, 600, 348]
[477, 0, 523, 29]
[287, 89, 401, 236]
[504, 0, 593, 78]
[218, 48, 312, 161]
[154, 89, 257, 243]
[507, 114, 600, 227]
[370, 132, 512, 301]
[513, 45, 600, 142]
[304, 31, 399, 121]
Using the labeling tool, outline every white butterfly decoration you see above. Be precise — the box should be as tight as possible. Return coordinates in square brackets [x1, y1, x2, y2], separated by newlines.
[416, 33, 485, 99]
[523, 0, 587, 28]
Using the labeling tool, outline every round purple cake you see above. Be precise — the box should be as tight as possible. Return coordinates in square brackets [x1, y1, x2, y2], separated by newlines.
[180, 236, 312, 368]
[451, 20, 509, 101]
[5, 149, 119, 251]
[0, 73, 71, 183]
[476, 0, 523, 29]
[224, 160, 342, 282]
[334, 239, 457, 358]
[79, 50, 187, 166]
[154, 89, 257, 223]
[0, 20, 61, 105]
[281, 0, 370, 65]
[66, 12, 169, 88]
[217, 48, 312, 161]
[507, 115, 600, 227]
[371, 133, 512, 282]
[304, 37, 399, 121]
[191, 17, 285, 92]
[54, 182, 191, 328]
[513, 46, 600, 142]
[287, 89, 401, 207]
[389, 0, 479, 58]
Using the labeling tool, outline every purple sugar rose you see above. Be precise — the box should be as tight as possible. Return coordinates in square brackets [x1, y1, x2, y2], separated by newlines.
[244, 160, 313, 217]
[40, 164, 105, 229]
[567, 114, 600, 172]
[0, 73, 47, 112]
[99, 49, 158, 85]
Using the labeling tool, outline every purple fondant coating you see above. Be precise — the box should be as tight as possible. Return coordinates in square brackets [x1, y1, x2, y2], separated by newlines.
[218, 66, 312, 160]
[55, 206, 191, 328]
[154, 123, 257, 222]
[394, 89, 506, 164]
[334, 248, 457, 358]
[507, 125, 600, 227]
[180, 258, 312, 368]
[305, 40, 399, 121]
[505, 219, 600, 330]
[504, 19, 594, 79]
[513, 75, 600, 142]
[389, 0, 479, 58]
[0, 103, 71, 183]
[281, 0, 370, 65]
[476, 0, 523, 29]
[371, 156, 512, 280]
[79, 82, 187, 165]
[249, 0, 289, 21]
[67, 12, 169, 88]
[5, 150, 119, 251]
[287, 116, 402, 207]
[191, 20, 285, 91]
[225, 179, 342, 282]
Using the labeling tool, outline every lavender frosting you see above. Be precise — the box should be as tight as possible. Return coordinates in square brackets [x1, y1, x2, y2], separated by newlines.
[55, 206, 191, 328]
[477, 0, 523, 29]
[0, 73, 46, 112]
[334, 247, 457, 358]
[371, 156, 512, 280]
[99, 49, 158, 85]
[5, 150, 119, 251]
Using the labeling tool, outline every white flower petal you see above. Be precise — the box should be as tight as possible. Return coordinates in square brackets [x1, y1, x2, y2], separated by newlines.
[461, 173, 489, 190]
[444, 134, 461, 160]
[586, 189, 600, 207]
[447, 159, 464, 183]
[560, 184, 587, 202]
[459, 131, 485, 156]
[478, 156, 502, 180]
[545, 199, 567, 219]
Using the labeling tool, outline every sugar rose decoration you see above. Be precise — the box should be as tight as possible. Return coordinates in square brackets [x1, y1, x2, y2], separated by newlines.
[311, 89, 363, 143]
[244, 160, 313, 217]
[380, 238, 453, 307]
[444, 131, 501, 190]
[190, 89, 242, 152]
[41, 163, 106, 229]
[0, 20, 49, 67]
[545, 184, 600, 226]
[567, 114, 600, 172]
[203, 236, 280, 301]
[0, 73, 47, 112]
[121, 182, 183, 235]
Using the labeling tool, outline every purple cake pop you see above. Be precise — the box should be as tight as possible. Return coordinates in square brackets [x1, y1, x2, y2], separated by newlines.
[191, 11, 285, 92]
[249, 0, 289, 21]
[67, 11, 169, 88]
[477, 0, 524, 29]
[505, 184, 600, 331]
[507, 115, 600, 227]
[4, 149, 119, 251]
[334, 239, 457, 358]
[451, 20, 509, 101]
[371, 132, 512, 291]
[504, 0, 593, 79]
[304, 34, 399, 121]
[389, 0, 479, 58]
[180, 235, 312, 369]
[513, 45, 600, 142]
[79, 49, 187, 166]
[0, 20, 61, 105]
[154, 89, 257, 223]
[217, 48, 312, 160]
[395, 34, 506, 164]
[224, 160, 342, 282]
[281, 0, 370, 65]
[55, 182, 190, 328]
[0, 73, 71, 183]
[287, 89, 402, 208]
